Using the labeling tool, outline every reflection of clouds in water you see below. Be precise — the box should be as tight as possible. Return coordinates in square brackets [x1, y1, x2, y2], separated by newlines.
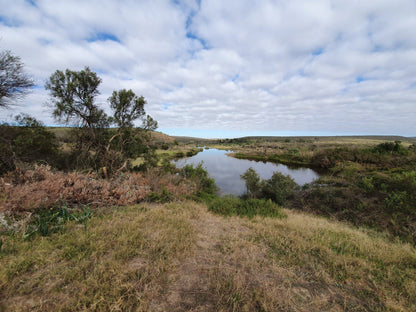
[173, 149, 320, 195]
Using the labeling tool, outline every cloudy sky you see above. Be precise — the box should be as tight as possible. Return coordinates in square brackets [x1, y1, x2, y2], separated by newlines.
[1, 0, 415, 138]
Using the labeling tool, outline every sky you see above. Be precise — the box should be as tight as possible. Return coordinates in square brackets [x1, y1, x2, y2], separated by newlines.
[0, 0, 415, 138]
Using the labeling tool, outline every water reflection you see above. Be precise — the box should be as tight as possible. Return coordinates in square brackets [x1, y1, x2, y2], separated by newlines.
[172, 149, 320, 195]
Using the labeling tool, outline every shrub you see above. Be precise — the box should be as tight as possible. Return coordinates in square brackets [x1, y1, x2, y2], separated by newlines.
[147, 188, 174, 203]
[0, 166, 196, 213]
[372, 141, 407, 155]
[0, 115, 59, 174]
[359, 176, 374, 192]
[178, 163, 217, 196]
[240, 168, 298, 205]
[261, 172, 298, 205]
[208, 196, 286, 218]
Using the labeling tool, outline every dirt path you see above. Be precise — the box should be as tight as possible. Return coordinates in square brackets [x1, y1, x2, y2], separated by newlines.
[148, 206, 346, 312]
[149, 209, 231, 311]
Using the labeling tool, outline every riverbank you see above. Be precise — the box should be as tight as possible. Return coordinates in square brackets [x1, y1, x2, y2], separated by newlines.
[1, 201, 415, 311]
[207, 138, 416, 245]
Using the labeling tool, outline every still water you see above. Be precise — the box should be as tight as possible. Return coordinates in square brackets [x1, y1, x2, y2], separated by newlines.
[173, 149, 320, 196]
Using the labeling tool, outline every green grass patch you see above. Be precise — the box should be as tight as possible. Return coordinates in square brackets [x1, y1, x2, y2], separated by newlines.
[23, 201, 91, 239]
[208, 196, 287, 219]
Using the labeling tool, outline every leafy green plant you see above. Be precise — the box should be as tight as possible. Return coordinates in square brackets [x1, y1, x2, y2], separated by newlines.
[160, 158, 176, 173]
[23, 201, 92, 239]
[384, 191, 407, 212]
[0, 115, 59, 174]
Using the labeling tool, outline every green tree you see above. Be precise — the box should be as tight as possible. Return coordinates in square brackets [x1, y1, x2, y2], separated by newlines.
[45, 67, 109, 171]
[241, 167, 261, 198]
[45, 68, 158, 174]
[45, 67, 108, 128]
[107, 89, 158, 172]
[109, 89, 146, 128]
[0, 50, 34, 108]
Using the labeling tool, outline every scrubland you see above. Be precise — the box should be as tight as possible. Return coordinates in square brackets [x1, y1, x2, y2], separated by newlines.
[1, 134, 416, 311]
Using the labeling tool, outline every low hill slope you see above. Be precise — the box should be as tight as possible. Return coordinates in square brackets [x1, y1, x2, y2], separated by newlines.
[1, 202, 415, 311]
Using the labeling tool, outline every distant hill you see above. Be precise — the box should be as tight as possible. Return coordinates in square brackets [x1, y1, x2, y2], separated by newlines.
[150, 131, 176, 143]
[172, 135, 416, 144]
[232, 135, 416, 142]
[46, 127, 416, 144]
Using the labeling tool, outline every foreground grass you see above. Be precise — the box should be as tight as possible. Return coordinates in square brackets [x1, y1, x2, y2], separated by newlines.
[0, 204, 196, 311]
[1, 201, 415, 311]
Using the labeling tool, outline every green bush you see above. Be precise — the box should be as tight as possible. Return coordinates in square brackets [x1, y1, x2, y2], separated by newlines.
[372, 141, 408, 155]
[179, 163, 217, 196]
[160, 158, 176, 173]
[0, 115, 59, 174]
[261, 172, 298, 205]
[240, 168, 298, 205]
[208, 196, 286, 218]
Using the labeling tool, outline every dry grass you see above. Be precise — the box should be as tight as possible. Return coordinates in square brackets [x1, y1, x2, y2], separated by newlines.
[0, 203, 197, 311]
[1, 202, 415, 311]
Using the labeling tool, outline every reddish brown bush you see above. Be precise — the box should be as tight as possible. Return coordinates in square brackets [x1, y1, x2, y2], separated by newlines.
[0, 165, 196, 213]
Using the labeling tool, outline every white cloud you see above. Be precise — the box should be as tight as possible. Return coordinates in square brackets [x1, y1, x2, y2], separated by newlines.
[0, 0, 415, 137]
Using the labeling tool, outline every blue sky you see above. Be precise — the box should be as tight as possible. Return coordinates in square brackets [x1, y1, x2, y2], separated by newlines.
[0, 0, 416, 138]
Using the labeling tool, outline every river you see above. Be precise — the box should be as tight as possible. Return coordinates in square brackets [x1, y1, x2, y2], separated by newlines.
[172, 148, 320, 196]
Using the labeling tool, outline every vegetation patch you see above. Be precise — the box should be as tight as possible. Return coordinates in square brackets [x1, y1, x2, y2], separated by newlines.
[0, 165, 196, 215]
[23, 201, 91, 239]
[208, 196, 287, 219]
